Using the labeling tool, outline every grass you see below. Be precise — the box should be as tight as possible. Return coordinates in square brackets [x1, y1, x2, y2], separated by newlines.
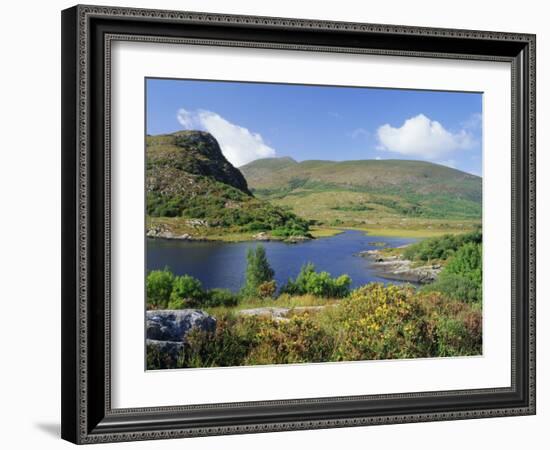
[263, 188, 480, 229]
[203, 293, 340, 318]
[308, 226, 344, 238]
[357, 226, 466, 238]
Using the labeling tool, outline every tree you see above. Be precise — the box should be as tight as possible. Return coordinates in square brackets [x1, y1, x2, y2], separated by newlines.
[241, 245, 275, 298]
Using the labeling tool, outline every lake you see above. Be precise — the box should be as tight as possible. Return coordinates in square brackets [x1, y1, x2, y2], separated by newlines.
[146, 230, 417, 292]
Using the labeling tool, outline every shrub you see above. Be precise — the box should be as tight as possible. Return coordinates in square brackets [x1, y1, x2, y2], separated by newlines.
[403, 229, 482, 262]
[205, 288, 239, 307]
[146, 268, 242, 310]
[425, 272, 481, 303]
[330, 284, 435, 360]
[163, 284, 482, 369]
[424, 242, 482, 303]
[166, 297, 187, 310]
[244, 316, 336, 365]
[444, 242, 482, 285]
[258, 280, 277, 298]
[183, 316, 258, 368]
[329, 284, 482, 361]
[282, 263, 351, 298]
[182, 314, 335, 368]
[170, 275, 205, 306]
[146, 268, 175, 309]
[241, 245, 275, 298]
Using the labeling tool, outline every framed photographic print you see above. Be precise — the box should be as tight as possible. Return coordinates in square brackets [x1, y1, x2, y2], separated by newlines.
[61, 5, 536, 444]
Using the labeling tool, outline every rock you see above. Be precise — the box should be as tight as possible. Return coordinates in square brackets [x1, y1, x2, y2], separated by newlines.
[361, 247, 441, 284]
[239, 307, 289, 319]
[285, 235, 310, 243]
[186, 218, 208, 228]
[253, 232, 270, 241]
[146, 309, 216, 342]
[238, 305, 328, 322]
[146, 223, 172, 238]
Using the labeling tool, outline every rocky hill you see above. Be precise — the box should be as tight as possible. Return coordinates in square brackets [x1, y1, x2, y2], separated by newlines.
[146, 131, 309, 239]
[147, 130, 251, 197]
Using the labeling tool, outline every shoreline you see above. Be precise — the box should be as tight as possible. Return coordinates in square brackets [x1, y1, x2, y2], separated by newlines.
[360, 247, 441, 284]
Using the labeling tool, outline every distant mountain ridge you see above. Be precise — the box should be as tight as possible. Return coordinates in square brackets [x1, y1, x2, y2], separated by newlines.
[240, 157, 482, 221]
[240, 157, 481, 203]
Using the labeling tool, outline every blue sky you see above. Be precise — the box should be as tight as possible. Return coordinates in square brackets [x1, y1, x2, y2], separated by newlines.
[146, 78, 482, 175]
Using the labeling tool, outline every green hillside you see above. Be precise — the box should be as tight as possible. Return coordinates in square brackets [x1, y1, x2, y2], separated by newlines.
[240, 157, 482, 227]
[146, 131, 309, 240]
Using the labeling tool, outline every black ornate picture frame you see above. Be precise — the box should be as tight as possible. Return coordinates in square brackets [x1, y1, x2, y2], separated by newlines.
[61, 4, 536, 444]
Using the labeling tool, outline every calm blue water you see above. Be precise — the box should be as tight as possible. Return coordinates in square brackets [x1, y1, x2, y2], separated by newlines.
[146, 230, 416, 292]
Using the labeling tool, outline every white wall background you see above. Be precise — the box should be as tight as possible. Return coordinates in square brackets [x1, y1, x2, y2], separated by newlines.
[0, 0, 545, 448]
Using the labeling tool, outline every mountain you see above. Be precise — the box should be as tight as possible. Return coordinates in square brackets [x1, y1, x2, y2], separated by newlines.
[146, 131, 309, 238]
[240, 157, 482, 221]
[148, 130, 251, 195]
[241, 157, 481, 201]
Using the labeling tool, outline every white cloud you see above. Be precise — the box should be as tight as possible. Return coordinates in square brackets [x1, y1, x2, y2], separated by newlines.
[176, 108, 276, 167]
[375, 156, 382, 160]
[376, 114, 475, 159]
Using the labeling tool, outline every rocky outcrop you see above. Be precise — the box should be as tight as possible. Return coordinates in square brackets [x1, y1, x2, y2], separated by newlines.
[146, 224, 193, 240]
[238, 305, 328, 322]
[253, 232, 270, 241]
[146, 309, 216, 342]
[251, 232, 311, 243]
[146, 310, 216, 370]
[361, 249, 441, 284]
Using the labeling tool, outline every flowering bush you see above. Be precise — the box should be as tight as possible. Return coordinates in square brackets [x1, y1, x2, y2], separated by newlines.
[149, 283, 482, 369]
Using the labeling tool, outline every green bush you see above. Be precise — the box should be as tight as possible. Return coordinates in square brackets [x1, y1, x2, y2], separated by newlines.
[282, 263, 351, 298]
[170, 275, 205, 306]
[146, 268, 242, 310]
[241, 245, 275, 298]
[444, 242, 482, 284]
[403, 229, 482, 262]
[146, 268, 175, 309]
[205, 289, 239, 307]
[424, 272, 481, 303]
[424, 242, 482, 302]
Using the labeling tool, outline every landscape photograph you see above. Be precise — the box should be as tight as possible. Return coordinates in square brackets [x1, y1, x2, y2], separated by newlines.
[144, 78, 483, 370]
